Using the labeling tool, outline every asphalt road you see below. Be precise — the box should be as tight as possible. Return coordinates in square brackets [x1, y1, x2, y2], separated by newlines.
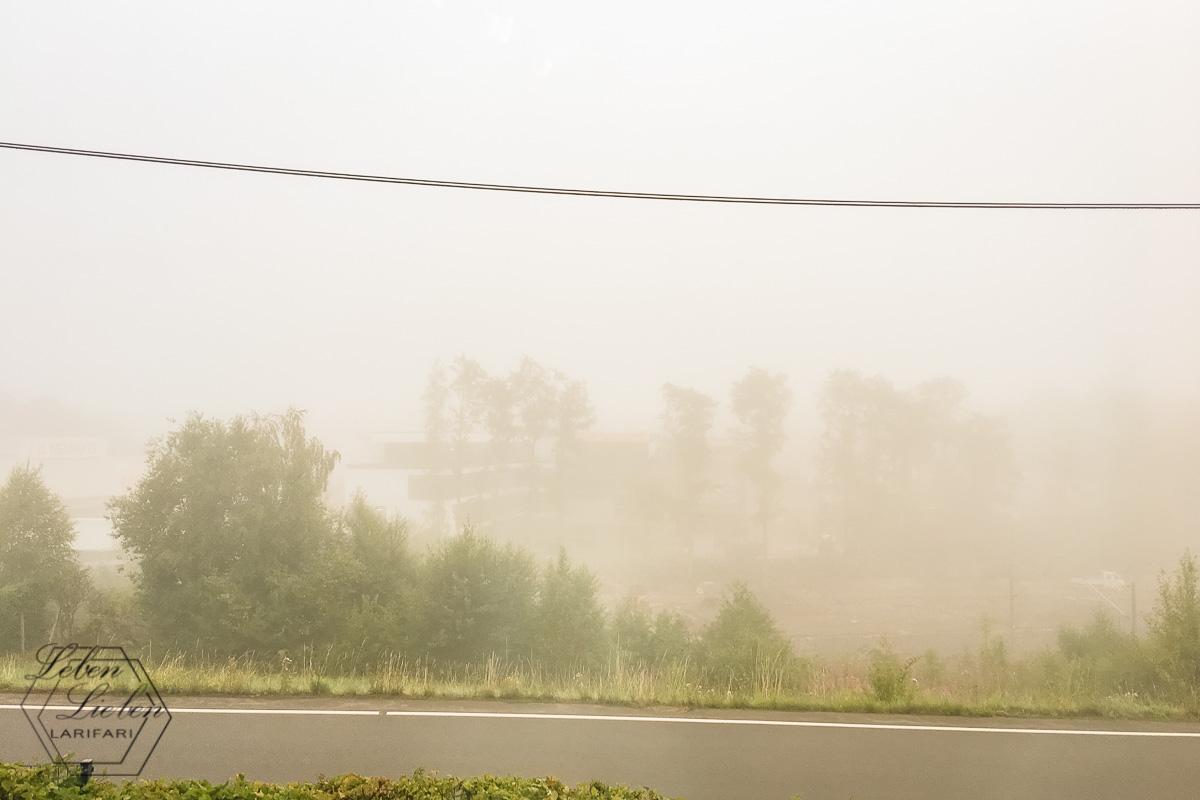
[4, 696, 1200, 799]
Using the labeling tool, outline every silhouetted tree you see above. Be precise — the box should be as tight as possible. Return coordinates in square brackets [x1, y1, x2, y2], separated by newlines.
[1150, 551, 1200, 691]
[447, 357, 489, 516]
[418, 525, 537, 663]
[109, 410, 339, 651]
[317, 496, 416, 652]
[510, 357, 556, 462]
[482, 374, 517, 478]
[816, 371, 1014, 572]
[0, 466, 89, 650]
[551, 372, 595, 506]
[508, 357, 558, 507]
[730, 368, 791, 555]
[533, 549, 606, 670]
[612, 597, 692, 667]
[699, 583, 795, 688]
[661, 383, 716, 557]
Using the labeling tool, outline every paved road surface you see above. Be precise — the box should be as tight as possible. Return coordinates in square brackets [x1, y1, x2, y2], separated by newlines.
[4, 696, 1200, 799]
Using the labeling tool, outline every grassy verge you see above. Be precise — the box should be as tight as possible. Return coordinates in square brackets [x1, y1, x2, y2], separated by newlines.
[2, 651, 1195, 721]
[0, 763, 674, 799]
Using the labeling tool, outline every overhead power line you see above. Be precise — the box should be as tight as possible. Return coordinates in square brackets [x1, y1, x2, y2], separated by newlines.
[2, 140, 1197, 210]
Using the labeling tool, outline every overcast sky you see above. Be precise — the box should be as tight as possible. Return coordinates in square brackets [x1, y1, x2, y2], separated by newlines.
[2, 0, 1198, 438]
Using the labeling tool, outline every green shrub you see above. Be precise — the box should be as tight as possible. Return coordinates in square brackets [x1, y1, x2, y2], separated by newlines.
[612, 599, 692, 667]
[70, 585, 145, 648]
[698, 583, 797, 690]
[973, 620, 1010, 694]
[649, 610, 692, 664]
[613, 598, 655, 663]
[914, 648, 945, 687]
[1050, 611, 1151, 697]
[0, 763, 675, 799]
[1150, 551, 1200, 694]
[108, 410, 341, 653]
[419, 526, 538, 663]
[868, 641, 916, 703]
[0, 466, 90, 649]
[533, 550, 607, 671]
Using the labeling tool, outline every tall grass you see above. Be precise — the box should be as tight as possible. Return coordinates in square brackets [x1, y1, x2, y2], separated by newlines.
[2, 645, 1195, 721]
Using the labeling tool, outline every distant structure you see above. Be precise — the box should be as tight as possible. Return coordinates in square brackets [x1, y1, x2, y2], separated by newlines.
[336, 428, 803, 562]
[0, 435, 141, 551]
[340, 430, 653, 540]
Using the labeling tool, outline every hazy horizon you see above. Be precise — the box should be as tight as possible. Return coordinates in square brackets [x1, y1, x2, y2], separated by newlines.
[3, 0, 1199, 439]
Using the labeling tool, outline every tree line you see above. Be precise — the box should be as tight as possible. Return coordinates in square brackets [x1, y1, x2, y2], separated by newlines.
[415, 358, 1197, 576]
[0, 411, 796, 687]
[423, 357, 797, 560]
[2, 406, 1199, 700]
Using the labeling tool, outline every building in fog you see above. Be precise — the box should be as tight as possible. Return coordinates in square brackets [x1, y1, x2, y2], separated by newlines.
[0, 433, 142, 552]
[340, 430, 653, 543]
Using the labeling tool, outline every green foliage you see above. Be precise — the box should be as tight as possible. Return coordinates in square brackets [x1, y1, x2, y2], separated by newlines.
[72, 586, 144, 646]
[649, 610, 692, 663]
[612, 598, 654, 662]
[420, 526, 537, 663]
[867, 641, 916, 703]
[1046, 612, 1151, 696]
[972, 620, 1010, 694]
[108, 410, 347, 651]
[915, 649, 945, 687]
[315, 497, 416, 652]
[0, 763, 674, 800]
[612, 599, 692, 667]
[0, 466, 90, 649]
[47, 400, 1200, 721]
[1150, 551, 1200, 691]
[699, 583, 795, 688]
[533, 549, 607, 671]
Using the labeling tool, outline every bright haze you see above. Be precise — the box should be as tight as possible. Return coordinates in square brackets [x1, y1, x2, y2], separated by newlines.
[1, 1, 1198, 649]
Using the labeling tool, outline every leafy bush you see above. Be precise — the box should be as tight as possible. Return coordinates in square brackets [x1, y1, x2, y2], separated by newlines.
[419, 526, 538, 663]
[698, 583, 796, 689]
[914, 649, 945, 687]
[108, 410, 340, 652]
[649, 610, 692, 664]
[0, 466, 90, 649]
[532, 549, 607, 671]
[0, 763, 674, 799]
[1150, 551, 1200, 693]
[315, 497, 417, 652]
[1048, 611, 1151, 696]
[973, 620, 1010, 694]
[612, 599, 692, 667]
[71, 586, 145, 647]
[867, 641, 916, 702]
[613, 598, 655, 662]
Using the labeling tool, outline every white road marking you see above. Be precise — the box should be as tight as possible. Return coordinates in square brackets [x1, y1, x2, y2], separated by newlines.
[0, 704, 377, 716]
[3, 704, 1199, 737]
[383, 710, 1200, 737]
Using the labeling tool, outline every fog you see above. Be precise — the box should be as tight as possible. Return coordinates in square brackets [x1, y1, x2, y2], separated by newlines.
[2, 0, 1199, 653]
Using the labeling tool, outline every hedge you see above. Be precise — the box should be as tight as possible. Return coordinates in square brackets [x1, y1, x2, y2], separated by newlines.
[0, 763, 675, 800]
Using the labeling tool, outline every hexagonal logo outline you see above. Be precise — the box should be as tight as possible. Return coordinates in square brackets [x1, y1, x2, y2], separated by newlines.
[20, 644, 172, 777]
